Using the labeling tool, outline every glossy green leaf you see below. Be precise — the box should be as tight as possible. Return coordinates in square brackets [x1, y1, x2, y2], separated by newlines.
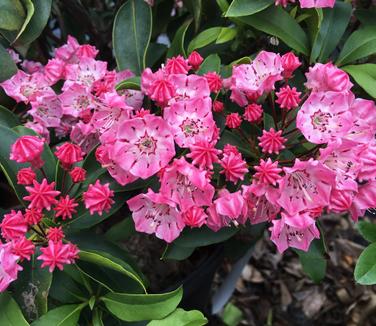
[295, 239, 327, 283]
[14, 0, 34, 41]
[184, 0, 201, 32]
[0, 0, 25, 31]
[167, 19, 192, 58]
[217, 130, 256, 158]
[104, 217, 136, 242]
[113, 0, 152, 74]
[187, 27, 222, 53]
[216, 27, 237, 44]
[336, 26, 376, 66]
[93, 309, 104, 326]
[238, 6, 309, 55]
[342, 64, 376, 98]
[0, 105, 20, 128]
[225, 0, 273, 17]
[216, 0, 229, 12]
[0, 292, 29, 326]
[222, 303, 243, 326]
[78, 250, 146, 293]
[197, 54, 221, 75]
[310, 2, 352, 62]
[0, 43, 18, 82]
[13, 249, 53, 319]
[31, 304, 86, 326]
[148, 308, 208, 326]
[162, 244, 195, 261]
[354, 242, 376, 285]
[115, 76, 141, 91]
[357, 221, 376, 243]
[101, 287, 182, 322]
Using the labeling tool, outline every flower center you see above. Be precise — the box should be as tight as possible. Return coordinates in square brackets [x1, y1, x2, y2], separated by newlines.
[180, 118, 200, 136]
[137, 133, 157, 155]
[311, 110, 331, 132]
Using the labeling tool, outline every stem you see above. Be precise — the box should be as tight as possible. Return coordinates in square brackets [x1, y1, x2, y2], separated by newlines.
[283, 128, 299, 137]
[268, 94, 278, 130]
[61, 170, 67, 193]
[39, 168, 48, 180]
[65, 183, 75, 195]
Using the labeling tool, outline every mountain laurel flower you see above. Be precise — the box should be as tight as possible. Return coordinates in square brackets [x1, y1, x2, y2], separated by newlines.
[1, 210, 28, 241]
[220, 152, 248, 183]
[244, 103, 263, 123]
[17, 167, 36, 185]
[83, 180, 114, 215]
[258, 128, 287, 154]
[281, 52, 301, 78]
[69, 167, 86, 183]
[204, 72, 222, 93]
[165, 55, 191, 75]
[276, 86, 301, 110]
[187, 140, 221, 170]
[188, 51, 203, 70]
[24, 179, 61, 211]
[182, 206, 207, 228]
[11, 237, 35, 261]
[225, 113, 242, 129]
[47, 227, 65, 243]
[299, 0, 335, 8]
[38, 240, 74, 272]
[0, 242, 23, 292]
[55, 143, 84, 169]
[24, 208, 43, 225]
[213, 100, 224, 113]
[254, 159, 282, 185]
[10, 135, 45, 168]
[54, 196, 79, 220]
[275, 0, 296, 7]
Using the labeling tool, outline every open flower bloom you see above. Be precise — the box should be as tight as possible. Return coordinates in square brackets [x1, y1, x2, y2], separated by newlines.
[299, 0, 335, 8]
[0, 242, 22, 291]
[127, 189, 185, 243]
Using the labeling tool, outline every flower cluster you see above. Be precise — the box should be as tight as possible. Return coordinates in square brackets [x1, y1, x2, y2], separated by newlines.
[274, 0, 335, 8]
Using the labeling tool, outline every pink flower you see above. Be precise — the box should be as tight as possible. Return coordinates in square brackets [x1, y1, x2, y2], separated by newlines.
[188, 51, 203, 70]
[254, 159, 282, 186]
[38, 240, 73, 272]
[329, 189, 354, 213]
[76, 44, 99, 59]
[207, 190, 248, 231]
[281, 52, 301, 78]
[59, 84, 94, 118]
[1, 210, 27, 240]
[141, 68, 175, 106]
[349, 180, 376, 221]
[24, 179, 61, 211]
[276, 86, 301, 110]
[223, 144, 240, 155]
[65, 243, 80, 264]
[168, 74, 210, 102]
[277, 159, 336, 215]
[55, 143, 84, 169]
[358, 141, 376, 181]
[187, 140, 221, 170]
[182, 206, 207, 228]
[29, 93, 63, 128]
[204, 72, 222, 93]
[305, 62, 352, 93]
[11, 237, 35, 261]
[275, 0, 296, 7]
[232, 51, 283, 98]
[297, 91, 354, 144]
[54, 196, 78, 220]
[0, 242, 22, 291]
[244, 104, 263, 123]
[258, 128, 286, 154]
[164, 98, 216, 148]
[17, 167, 36, 185]
[127, 189, 185, 243]
[83, 180, 114, 215]
[225, 113, 242, 129]
[269, 211, 320, 253]
[47, 227, 65, 243]
[160, 158, 215, 211]
[7, 49, 21, 64]
[299, 0, 335, 8]
[69, 167, 86, 183]
[55, 35, 80, 62]
[165, 55, 191, 75]
[213, 100, 224, 113]
[220, 152, 248, 183]
[24, 208, 43, 225]
[44, 58, 65, 84]
[111, 115, 175, 179]
[10, 135, 45, 168]
[21, 60, 44, 74]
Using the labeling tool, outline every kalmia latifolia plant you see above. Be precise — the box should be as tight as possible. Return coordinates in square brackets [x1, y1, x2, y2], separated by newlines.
[0, 0, 376, 324]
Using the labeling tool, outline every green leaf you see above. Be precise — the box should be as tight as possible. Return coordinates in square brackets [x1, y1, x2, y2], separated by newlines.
[336, 26, 376, 66]
[187, 27, 222, 53]
[216, 27, 237, 44]
[148, 308, 208, 326]
[217, 130, 256, 158]
[310, 2, 352, 62]
[115, 76, 141, 91]
[355, 8, 376, 26]
[342, 64, 376, 98]
[14, 0, 52, 46]
[216, 0, 229, 12]
[295, 239, 327, 283]
[13, 249, 53, 320]
[167, 19, 192, 58]
[31, 304, 86, 326]
[184, 0, 202, 32]
[78, 250, 146, 293]
[101, 287, 183, 322]
[238, 6, 309, 55]
[222, 303, 243, 326]
[357, 221, 376, 243]
[197, 53, 221, 75]
[162, 244, 195, 261]
[113, 0, 152, 74]
[0, 292, 29, 326]
[0, 105, 20, 128]
[174, 226, 238, 248]
[0, 0, 25, 31]
[93, 309, 104, 326]
[263, 112, 275, 130]
[104, 217, 136, 243]
[354, 242, 376, 285]
[225, 0, 273, 17]
[0, 43, 18, 82]
[14, 0, 34, 42]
